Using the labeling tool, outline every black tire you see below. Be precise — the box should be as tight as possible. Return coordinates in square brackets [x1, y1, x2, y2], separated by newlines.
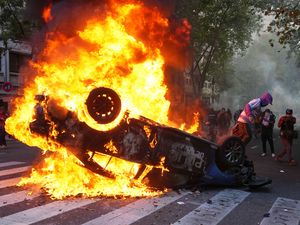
[217, 136, 245, 168]
[85, 87, 121, 124]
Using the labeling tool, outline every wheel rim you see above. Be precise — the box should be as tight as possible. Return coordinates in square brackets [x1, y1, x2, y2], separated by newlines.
[224, 139, 243, 164]
[85, 87, 121, 124]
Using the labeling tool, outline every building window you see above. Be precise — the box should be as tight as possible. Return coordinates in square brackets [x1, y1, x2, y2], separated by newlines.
[9, 52, 30, 73]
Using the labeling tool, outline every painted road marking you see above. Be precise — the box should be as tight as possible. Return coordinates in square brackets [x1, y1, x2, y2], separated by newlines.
[0, 166, 31, 177]
[0, 190, 39, 206]
[0, 161, 27, 168]
[260, 197, 300, 225]
[172, 189, 250, 225]
[0, 177, 21, 189]
[0, 198, 98, 225]
[82, 191, 189, 225]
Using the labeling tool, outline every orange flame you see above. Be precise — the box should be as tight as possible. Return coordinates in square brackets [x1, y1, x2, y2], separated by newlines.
[18, 149, 160, 199]
[186, 112, 201, 133]
[42, 4, 53, 23]
[6, 0, 192, 199]
[179, 112, 200, 134]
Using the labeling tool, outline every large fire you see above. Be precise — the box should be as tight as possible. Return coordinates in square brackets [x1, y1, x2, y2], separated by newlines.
[5, 0, 196, 199]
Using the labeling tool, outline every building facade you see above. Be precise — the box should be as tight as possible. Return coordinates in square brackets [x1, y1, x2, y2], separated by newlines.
[183, 71, 220, 107]
[0, 41, 31, 111]
[201, 80, 220, 106]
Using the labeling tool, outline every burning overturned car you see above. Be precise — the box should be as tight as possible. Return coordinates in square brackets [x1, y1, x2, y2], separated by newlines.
[5, 0, 271, 198]
[29, 87, 271, 189]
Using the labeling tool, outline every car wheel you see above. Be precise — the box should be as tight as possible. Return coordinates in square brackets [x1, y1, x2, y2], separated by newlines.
[217, 136, 245, 167]
[85, 87, 122, 124]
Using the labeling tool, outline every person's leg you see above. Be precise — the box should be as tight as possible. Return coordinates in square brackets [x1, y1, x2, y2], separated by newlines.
[257, 124, 262, 138]
[287, 139, 293, 162]
[276, 137, 288, 159]
[208, 125, 216, 142]
[243, 123, 252, 146]
[261, 133, 267, 153]
[261, 133, 267, 154]
[268, 135, 275, 154]
[217, 125, 222, 136]
[232, 122, 251, 145]
[288, 139, 296, 165]
[232, 123, 241, 136]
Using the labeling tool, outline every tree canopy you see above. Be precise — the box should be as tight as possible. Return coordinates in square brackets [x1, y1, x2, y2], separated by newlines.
[265, 1, 300, 65]
[173, 0, 269, 96]
[0, 0, 36, 48]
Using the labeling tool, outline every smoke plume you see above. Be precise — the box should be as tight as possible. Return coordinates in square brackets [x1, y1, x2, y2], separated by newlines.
[220, 31, 300, 122]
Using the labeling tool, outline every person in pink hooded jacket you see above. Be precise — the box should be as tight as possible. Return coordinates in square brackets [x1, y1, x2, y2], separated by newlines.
[232, 91, 273, 146]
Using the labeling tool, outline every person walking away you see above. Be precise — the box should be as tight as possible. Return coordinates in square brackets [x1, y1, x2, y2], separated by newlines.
[260, 109, 276, 157]
[276, 109, 297, 166]
[232, 91, 273, 146]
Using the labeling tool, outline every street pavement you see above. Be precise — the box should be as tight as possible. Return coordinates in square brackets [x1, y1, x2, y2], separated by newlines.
[0, 133, 299, 225]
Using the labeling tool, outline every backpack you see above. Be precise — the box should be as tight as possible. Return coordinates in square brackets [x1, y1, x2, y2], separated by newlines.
[281, 117, 295, 139]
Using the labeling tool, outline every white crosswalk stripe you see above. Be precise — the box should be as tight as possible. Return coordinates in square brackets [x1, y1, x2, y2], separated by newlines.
[0, 177, 21, 189]
[0, 198, 98, 225]
[0, 166, 31, 177]
[0, 190, 40, 207]
[82, 191, 189, 225]
[0, 161, 27, 168]
[171, 189, 250, 225]
[260, 197, 300, 225]
[0, 161, 299, 225]
[0, 161, 30, 188]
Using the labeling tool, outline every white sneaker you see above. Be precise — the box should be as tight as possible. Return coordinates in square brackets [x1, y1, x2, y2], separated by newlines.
[261, 153, 266, 157]
[272, 153, 276, 158]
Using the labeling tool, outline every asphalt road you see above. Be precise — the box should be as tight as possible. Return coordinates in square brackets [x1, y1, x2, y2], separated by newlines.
[0, 131, 299, 225]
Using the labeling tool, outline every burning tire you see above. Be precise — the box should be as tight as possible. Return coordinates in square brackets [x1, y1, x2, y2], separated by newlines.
[85, 87, 122, 124]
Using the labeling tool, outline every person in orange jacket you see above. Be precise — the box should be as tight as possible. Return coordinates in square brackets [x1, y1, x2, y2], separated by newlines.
[233, 91, 273, 146]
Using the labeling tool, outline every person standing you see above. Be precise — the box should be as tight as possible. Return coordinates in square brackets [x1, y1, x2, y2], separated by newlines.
[227, 108, 232, 122]
[232, 91, 273, 146]
[206, 108, 217, 142]
[0, 107, 7, 148]
[260, 109, 276, 157]
[217, 108, 230, 136]
[276, 109, 297, 165]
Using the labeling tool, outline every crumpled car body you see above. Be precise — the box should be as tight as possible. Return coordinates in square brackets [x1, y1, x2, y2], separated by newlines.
[29, 87, 271, 189]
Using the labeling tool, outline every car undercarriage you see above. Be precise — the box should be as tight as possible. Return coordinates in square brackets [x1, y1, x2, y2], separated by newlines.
[29, 87, 272, 189]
